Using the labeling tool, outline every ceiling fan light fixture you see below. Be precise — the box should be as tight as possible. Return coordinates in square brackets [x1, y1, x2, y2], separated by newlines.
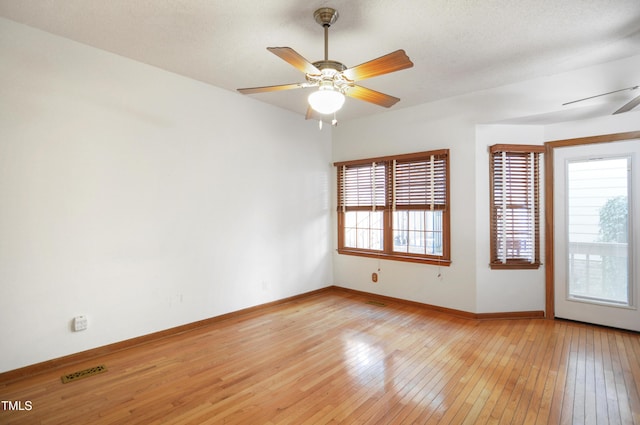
[308, 86, 345, 114]
[236, 7, 414, 120]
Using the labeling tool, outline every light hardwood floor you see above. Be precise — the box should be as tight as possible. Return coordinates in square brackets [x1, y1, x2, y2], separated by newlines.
[1, 289, 639, 424]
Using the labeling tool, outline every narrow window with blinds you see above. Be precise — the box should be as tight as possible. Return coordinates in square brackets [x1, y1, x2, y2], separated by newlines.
[489, 144, 544, 269]
[335, 149, 450, 265]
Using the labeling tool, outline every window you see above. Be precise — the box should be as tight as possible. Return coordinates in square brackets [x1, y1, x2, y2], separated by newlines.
[489, 144, 544, 269]
[335, 150, 450, 265]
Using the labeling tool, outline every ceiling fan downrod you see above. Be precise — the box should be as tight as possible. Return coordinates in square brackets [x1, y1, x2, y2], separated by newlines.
[314, 7, 338, 62]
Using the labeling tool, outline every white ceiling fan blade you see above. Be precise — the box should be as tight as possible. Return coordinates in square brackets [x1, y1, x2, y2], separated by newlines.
[562, 85, 638, 106]
[613, 93, 640, 114]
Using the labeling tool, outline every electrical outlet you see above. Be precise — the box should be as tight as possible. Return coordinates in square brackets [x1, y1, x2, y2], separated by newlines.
[73, 316, 87, 332]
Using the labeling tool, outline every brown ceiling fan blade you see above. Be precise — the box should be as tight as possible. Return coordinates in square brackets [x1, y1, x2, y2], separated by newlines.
[267, 47, 321, 75]
[237, 83, 308, 94]
[346, 85, 400, 108]
[613, 93, 640, 114]
[342, 50, 413, 82]
[305, 106, 319, 120]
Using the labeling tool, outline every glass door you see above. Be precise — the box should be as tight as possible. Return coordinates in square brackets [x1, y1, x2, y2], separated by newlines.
[553, 140, 639, 331]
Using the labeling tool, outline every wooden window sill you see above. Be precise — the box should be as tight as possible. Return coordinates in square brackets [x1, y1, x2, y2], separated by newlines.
[338, 248, 451, 266]
[489, 262, 541, 270]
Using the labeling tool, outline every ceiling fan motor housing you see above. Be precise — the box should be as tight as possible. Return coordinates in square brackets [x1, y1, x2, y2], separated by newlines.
[312, 60, 346, 72]
[306, 62, 352, 94]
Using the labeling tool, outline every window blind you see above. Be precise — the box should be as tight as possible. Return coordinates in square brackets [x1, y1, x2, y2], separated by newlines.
[338, 162, 387, 211]
[393, 154, 447, 210]
[489, 145, 543, 268]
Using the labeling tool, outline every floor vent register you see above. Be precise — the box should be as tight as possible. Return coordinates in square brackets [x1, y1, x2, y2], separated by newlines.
[61, 365, 108, 384]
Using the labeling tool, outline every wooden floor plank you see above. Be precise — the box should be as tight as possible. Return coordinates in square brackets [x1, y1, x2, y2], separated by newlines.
[614, 333, 635, 425]
[1, 290, 639, 425]
[533, 321, 568, 425]
[572, 327, 587, 425]
[593, 328, 610, 425]
[623, 334, 640, 425]
[603, 330, 623, 425]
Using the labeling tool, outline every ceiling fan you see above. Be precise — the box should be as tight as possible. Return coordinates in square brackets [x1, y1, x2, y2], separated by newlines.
[562, 85, 640, 114]
[237, 7, 414, 122]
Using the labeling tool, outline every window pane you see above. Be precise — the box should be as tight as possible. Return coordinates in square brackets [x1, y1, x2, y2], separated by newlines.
[494, 207, 534, 260]
[393, 210, 443, 255]
[567, 157, 630, 305]
[344, 211, 384, 251]
[345, 211, 357, 227]
[345, 222, 357, 247]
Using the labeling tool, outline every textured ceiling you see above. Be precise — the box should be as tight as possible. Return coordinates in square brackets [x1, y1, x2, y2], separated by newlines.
[1, 0, 640, 121]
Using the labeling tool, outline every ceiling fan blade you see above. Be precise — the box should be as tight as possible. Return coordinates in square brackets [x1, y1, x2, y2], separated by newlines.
[267, 47, 321, 75]
[305, 106, 316, 120]
[237, 83, 308, 94]
[345, 85, 400, 108]
[563, 85, 639, 106]
[342, 50, 413, 82]
[613, 93, 640, 114]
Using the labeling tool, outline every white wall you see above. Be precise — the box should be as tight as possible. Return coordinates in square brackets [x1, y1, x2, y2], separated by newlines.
[0, 18, 333, 373]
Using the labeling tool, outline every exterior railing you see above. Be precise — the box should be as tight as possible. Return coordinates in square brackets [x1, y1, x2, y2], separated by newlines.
[568, 241, 628, 303]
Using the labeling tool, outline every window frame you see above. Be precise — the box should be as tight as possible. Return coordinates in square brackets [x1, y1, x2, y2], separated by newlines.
[489, 144, 544, 270]
[335, 149, 450, 266]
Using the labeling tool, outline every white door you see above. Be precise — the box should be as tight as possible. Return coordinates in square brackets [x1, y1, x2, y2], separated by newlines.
[554, 139, 640, 331]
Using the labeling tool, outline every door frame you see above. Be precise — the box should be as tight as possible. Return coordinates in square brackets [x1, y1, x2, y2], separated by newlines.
[544, 130, 640, 319]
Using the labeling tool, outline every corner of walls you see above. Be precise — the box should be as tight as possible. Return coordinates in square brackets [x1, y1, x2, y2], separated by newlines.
[474, 124, 546, 314]
[473, 111, 640, 315]
[331, 102, 478, 314]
